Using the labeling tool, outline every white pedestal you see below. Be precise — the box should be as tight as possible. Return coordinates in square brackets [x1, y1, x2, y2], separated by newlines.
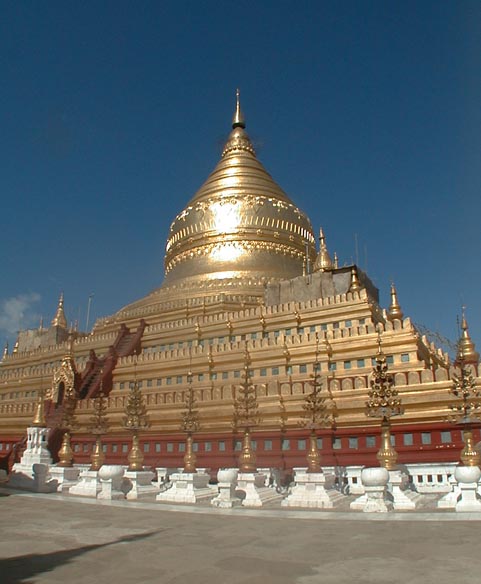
[11, 426, 52, 479]
[124, 470, 160, 500]
[97, 466, 125, 500]
[8, 463, 58, 493]
[350, 467, 392, 513]
[69, 470, 101, 498]
[156, 472, 214, 504]
[49, 466, 80, 493]
[237, 472, 284, 508]
[388, 470, 417, 510]
[282, 469, 344, 509]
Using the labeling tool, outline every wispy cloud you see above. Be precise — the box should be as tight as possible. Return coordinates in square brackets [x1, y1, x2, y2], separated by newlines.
[0, 293, 41, 338]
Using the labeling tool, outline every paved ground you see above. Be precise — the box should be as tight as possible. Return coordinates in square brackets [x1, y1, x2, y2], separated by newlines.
[1, 491, 481, 584]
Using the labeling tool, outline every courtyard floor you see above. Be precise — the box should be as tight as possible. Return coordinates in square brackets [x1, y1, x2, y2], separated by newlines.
[1, 489, 480, 584]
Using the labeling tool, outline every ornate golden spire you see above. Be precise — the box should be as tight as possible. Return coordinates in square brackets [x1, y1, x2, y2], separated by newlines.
[313, 227, 333, 272]
[2, 342, 8, 360]
[32, 391, 46, 428]
[457, 308, 479, 364]
[162, 94, 315, 293]
[12, 338, 19, 355]
[333, 252, 339, 269]
[51, 292, 67, 329]
[387, 283, 404, 321]
[349, 267, 361, 292]
[232, 88, 245, 129]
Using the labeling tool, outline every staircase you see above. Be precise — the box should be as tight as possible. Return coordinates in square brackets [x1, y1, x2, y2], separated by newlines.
[77, 320, 146, 399]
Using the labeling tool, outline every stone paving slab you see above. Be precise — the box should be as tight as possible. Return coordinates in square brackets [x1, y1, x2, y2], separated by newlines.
[1, 490, 481, 583]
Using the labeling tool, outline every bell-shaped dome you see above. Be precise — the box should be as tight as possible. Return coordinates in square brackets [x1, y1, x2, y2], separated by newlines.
[163, 93, 315, 292]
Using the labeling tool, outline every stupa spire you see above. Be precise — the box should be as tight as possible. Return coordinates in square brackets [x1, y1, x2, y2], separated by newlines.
[2, 341, 8, 360]
[51, 292, 67, 329]
[456, 308, 479, 364]
[232, 88, 245, 129]
[349, 266, 361, 292]
[313, 227, 333, 272]
[387, 283, 404, 321]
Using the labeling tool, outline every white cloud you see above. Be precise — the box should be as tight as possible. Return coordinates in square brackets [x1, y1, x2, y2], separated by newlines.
[0, 293, 41, 336]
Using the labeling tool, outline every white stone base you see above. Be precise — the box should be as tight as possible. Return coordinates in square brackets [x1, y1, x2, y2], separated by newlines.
[156, 472, 214, 504]
[211, 483, 241, 508]
[388, 470, 417, 510]
[237, 472, 284, 508]
[69, 470, 101, 498]
[456, 482, 481, 512]
[49, 466, 80, 493]
[8, 463, 58, 493]
[282, 470, 344, 509]
[437, 488, 461, 509]
[124, 470, 160, 500]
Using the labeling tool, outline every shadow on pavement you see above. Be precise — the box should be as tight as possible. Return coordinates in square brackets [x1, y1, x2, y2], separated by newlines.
[0, 529, 161, 584]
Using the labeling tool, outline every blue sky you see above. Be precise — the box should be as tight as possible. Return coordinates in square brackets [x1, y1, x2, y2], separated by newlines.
[1, 1, 480, 354]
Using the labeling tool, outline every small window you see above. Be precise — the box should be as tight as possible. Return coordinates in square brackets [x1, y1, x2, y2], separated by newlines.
[401, 353, 410, 363]
[147, 379, 153, 387]
[316, 437, 323, 449]
[297, 439, 306, 450]
[403, 433, 413, 446]
[74, 444, 80, 453]
[348, 437, 358, 449]
[218, 441, 226, 452]
[218, 336, 225, 343]
[251, 440, 257, 451]
[83, 443, 89, 453]
[260, 368, 267, 377]
[178, 443, 185, 452]
[345, 320, 352, 327]
[320, 324, 327, 331]
[198, 374, 204, 381]
[299, 364, 307, 374]
[298, 327, 304, 334]
[274, 330, 280, 338]
[176, 376, 182, 384]
[264, 440, 273, 451]
[156, 379, 162, 386]
[222, 372, 228, 379]
[332, 437, 342, 450]
[112, 444, 118, 453]
[441, 431, 452, 444]
[285, 328, 291, 336]
[251, 332, 257, 340]
[122, 444, 128, 453]
[286, 365, 292, 375]
[344, 361, 351, 370]
[272, 367, 280, 375]
[333, 322, 340, 329]
[357, 359, 365, 368]
[387, 355, 394, 365]
[233, 371, 240, 378]
[329, 363, 337, 372]
[119, 382, 125, 390]
[366, 436, 376, 448]
[155, 443, 161, 453]
[281, 439, 290, 451]
[205, 442, 212, 452]
[390, 435, 396, 446]
[167, 443, 174, 453]
[311, 325, 317, 332]
[143, 443, 150, 453]
[359, 318, 366, 325]
[421, 432, 431, 445]
[234, 440, 242, 451]
[102, 444, 107, 453]
[166, 377, 172, 385]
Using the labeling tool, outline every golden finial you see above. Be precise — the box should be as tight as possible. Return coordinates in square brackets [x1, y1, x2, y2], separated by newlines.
[387, 282, 404, 321]
[39, 316, 44, 331]
[2, 341, 8, 360]
[333, 251, 339, 269]
[12, 338, 19, 354]
[313, 227, 333, 272]
[349, 266, 361, 292]
[51, 292, 68, 328]
[456, 307, 479, 364]
[32, 390, 46, 428]
[232, 88, 245, 129]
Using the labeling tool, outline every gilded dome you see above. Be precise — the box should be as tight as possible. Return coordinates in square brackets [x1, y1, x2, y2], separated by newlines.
[163, 94, 316, 291]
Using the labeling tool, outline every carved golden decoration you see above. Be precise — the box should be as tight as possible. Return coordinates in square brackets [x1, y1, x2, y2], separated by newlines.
[460, 428, 481, 467]
[88, 384, 109, 471]
[51, 292, 68, 328]
[31, 389, 46, 428]
[349, 267, 361, 292]
[387, 282, 404, 322]
[123, 376, 150, 471]
[456, 308, 479, 364]
[313, 227, 333, 272]
[181, 367, 200, 473]
[238, 428, 256, 473]
[57, 431, 74, 467]
[366, 332, 403, 470]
